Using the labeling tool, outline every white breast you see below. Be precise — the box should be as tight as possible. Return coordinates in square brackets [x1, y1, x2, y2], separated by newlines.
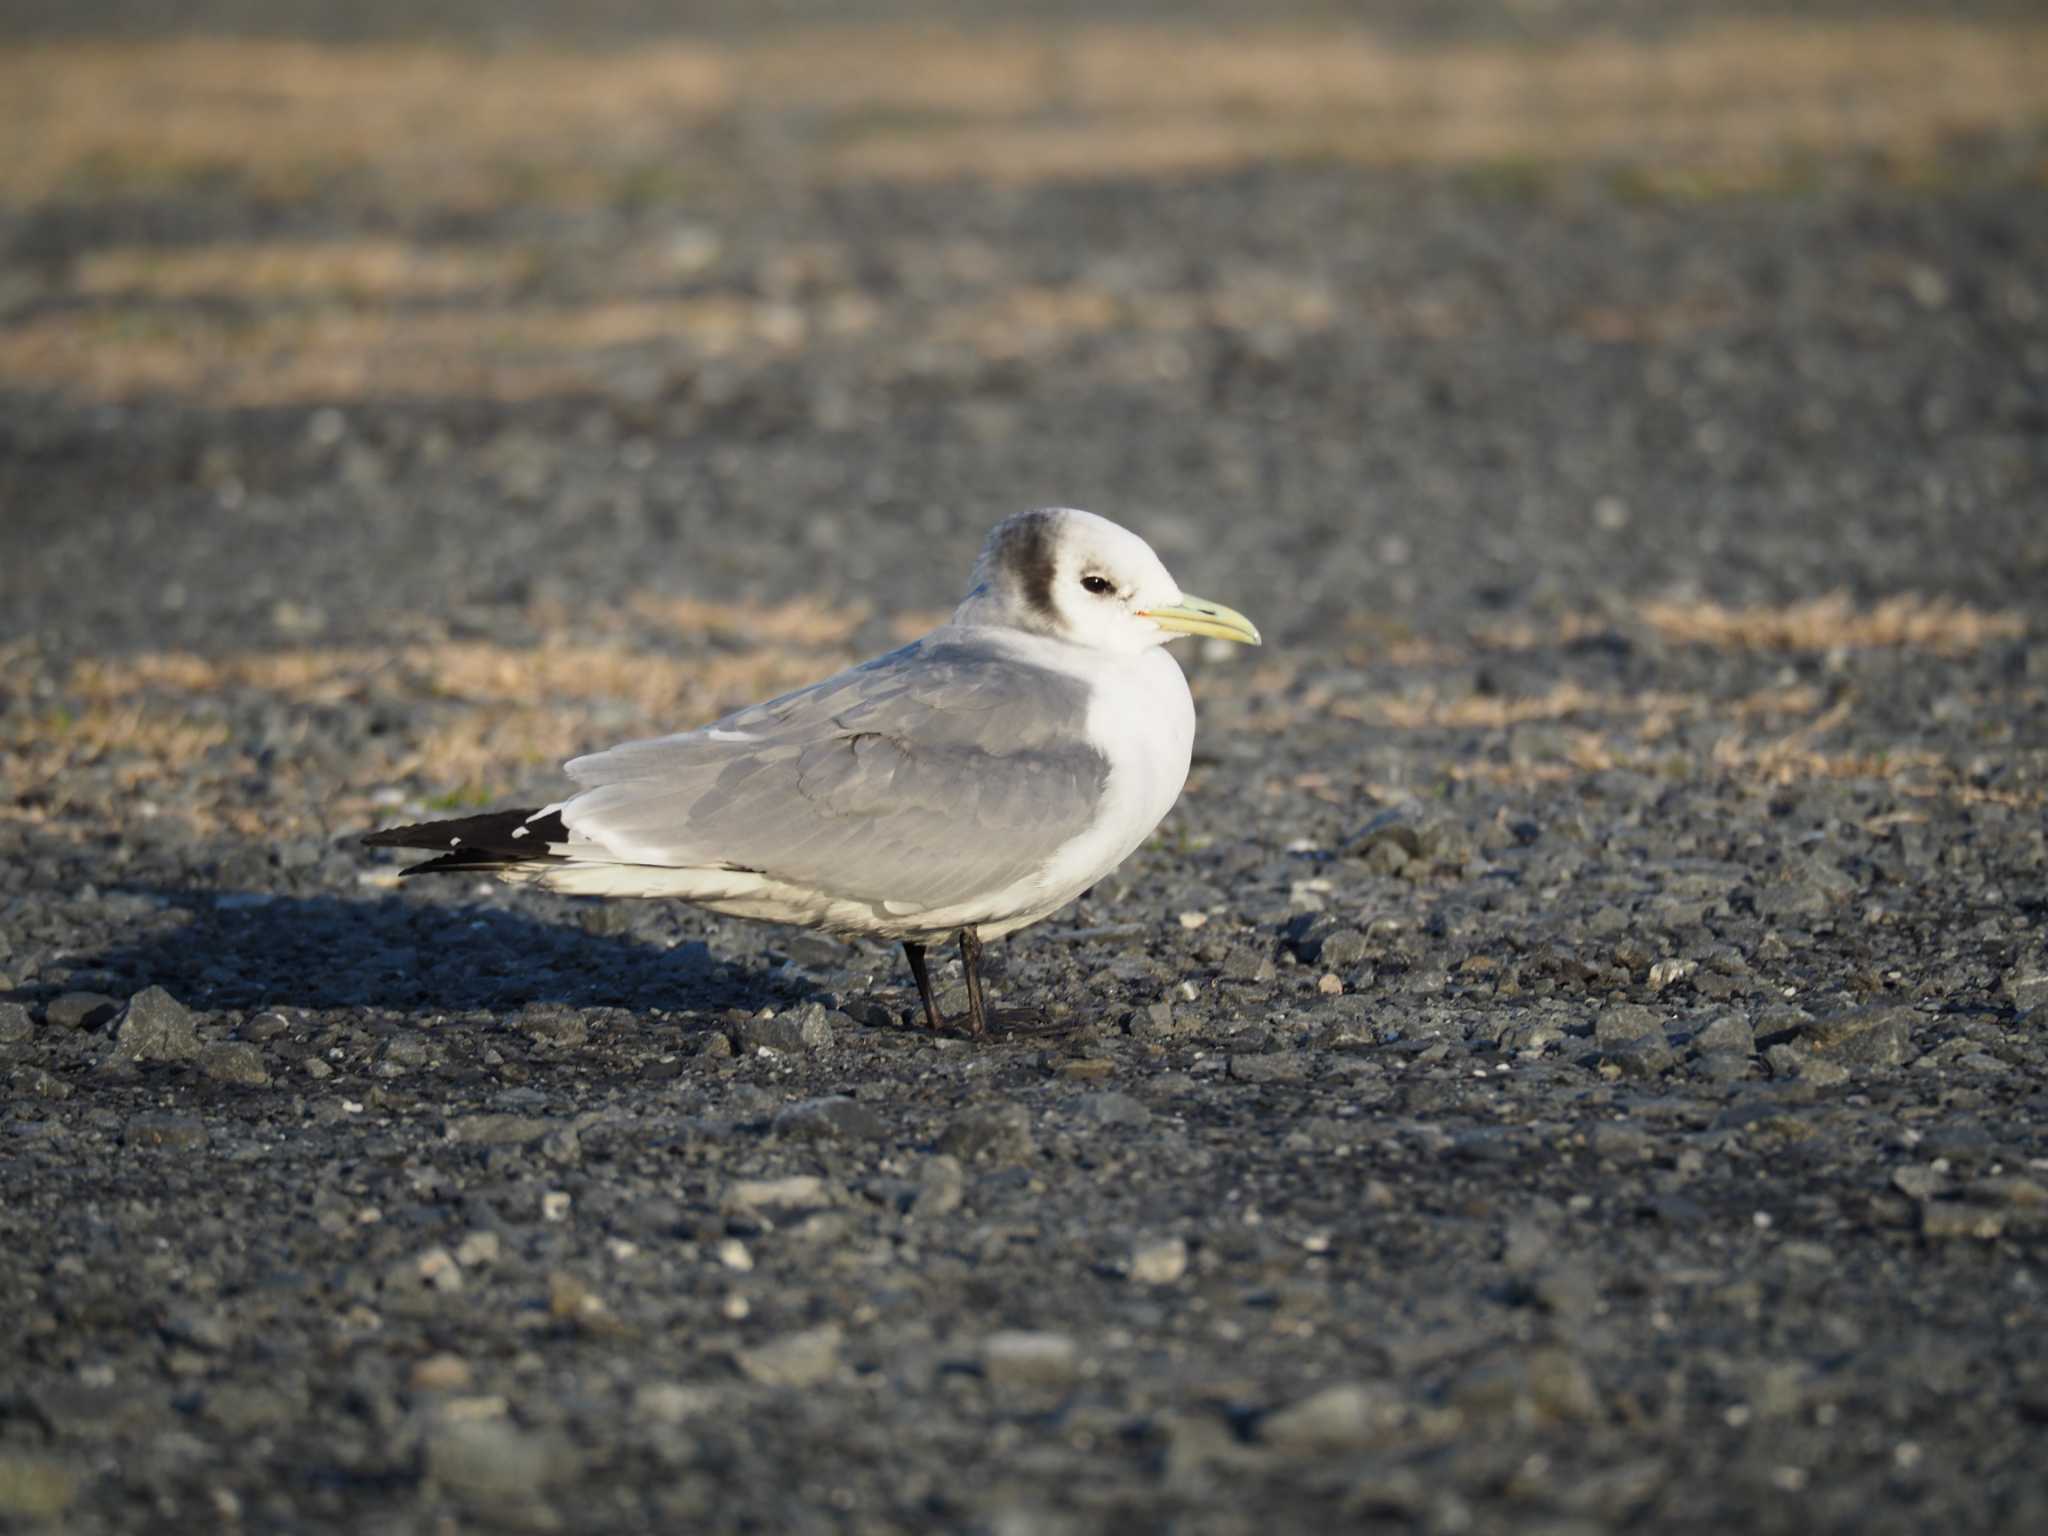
[971, 643, 1195, 938]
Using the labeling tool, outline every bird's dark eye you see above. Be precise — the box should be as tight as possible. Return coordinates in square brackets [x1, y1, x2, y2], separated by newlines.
[1080, 574, 1116, 596]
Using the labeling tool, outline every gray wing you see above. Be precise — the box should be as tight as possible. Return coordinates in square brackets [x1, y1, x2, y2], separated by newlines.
[557, 632, 1109, 910]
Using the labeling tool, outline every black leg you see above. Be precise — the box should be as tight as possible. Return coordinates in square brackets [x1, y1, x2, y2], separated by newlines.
[958, 928, 989, 1037]
[903, 941, 945, 1032]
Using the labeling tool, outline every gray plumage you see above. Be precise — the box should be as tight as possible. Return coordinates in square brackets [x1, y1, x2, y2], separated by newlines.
[558, 632, 1108, 913]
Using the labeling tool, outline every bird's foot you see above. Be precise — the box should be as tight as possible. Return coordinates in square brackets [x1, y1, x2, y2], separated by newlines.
[881, 1002, 943, 1035]
[977, 1006, 1073, 1038]
[887, 1002, 1069, 1040]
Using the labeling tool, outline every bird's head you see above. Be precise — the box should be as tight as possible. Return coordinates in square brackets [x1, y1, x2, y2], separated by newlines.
[958, 507, 1261, 656]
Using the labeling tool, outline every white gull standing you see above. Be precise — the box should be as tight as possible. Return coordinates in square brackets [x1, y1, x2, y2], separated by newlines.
[365, 508, 1261, 1035]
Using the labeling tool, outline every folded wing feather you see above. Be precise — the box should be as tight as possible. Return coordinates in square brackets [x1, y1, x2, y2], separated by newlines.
[556, 633, 1110, 911]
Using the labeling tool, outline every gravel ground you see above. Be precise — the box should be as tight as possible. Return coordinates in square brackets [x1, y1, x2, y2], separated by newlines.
[4, 4, 2048, 1532]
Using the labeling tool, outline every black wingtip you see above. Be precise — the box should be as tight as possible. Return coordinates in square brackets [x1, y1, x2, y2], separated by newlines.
[361, 821, 433, 849]
[361, 808, 570, 875]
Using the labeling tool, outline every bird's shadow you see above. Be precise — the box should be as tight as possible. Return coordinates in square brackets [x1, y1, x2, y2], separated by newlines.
[39, 882, 869, 1023]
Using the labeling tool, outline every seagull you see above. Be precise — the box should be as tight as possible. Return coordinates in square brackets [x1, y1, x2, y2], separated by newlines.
[365, 508, 1260, 1035]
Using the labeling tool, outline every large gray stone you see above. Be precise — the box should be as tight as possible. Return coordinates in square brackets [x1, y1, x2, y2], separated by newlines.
[100, 987, 201, 1069]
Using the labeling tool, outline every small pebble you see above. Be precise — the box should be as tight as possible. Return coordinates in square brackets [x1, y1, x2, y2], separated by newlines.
[735, 1003, 837, 1054]
[200, 1041, 270, 1087]
[716, 1239, 754, 1273]
[771, 1095, 886, 1142]
[633, 1383, 718, 1425]
[734, 1326, 841, 1388]
[911, 1155, 966, 1216]
[0, 1002, 33, 1046]
[724, 1174, 835, 1211]
[44, 993, 119, 1031]
[1260, 1383, 1405, 1452]
[124, 1112, 209, 1150]
[938, 1102, 1034, 1162]
[980, 1331, 1080, 1389]
[1128, 1236, 1188, 1285]
[411, 1353, 474, 1392]
[425, 1418, 576, 1502]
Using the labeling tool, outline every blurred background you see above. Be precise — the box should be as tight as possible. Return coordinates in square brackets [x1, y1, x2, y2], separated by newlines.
[2, 0, 2043, 826]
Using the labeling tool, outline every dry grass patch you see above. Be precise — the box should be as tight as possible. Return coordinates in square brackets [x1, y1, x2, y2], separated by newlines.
[6, 648, 238, 797]
[23, 595, 898, 829]
[66, 650, 384, 705]
[1471, 613, 1622, 652]
[828, 20, 2048, 184]
[928, 274, 1337, 359]
[1478, 592, 2028, 657]
[1705, 699, 1938, 787]
[5, 701, 231, 776]
[1, 697, 245, 834]
[1571, 295, 1742, 343]
[0, 293, 867, 405]
[414, 643, 834, 718]
[394, 639, 865, 794]
[2, 20, 2044, 204]
[0, 40, 732, 205]
[1196, 650, 2034, 807]
[73, 240, 537, 301]
[1639, 592, 2028, 656]
[1334, 680, 1821, 733]
[1438, 719, 2027, 803]
[0, 307, 551, 405]
[4, 261, 1343, 405]
[65, 592, 880, 714]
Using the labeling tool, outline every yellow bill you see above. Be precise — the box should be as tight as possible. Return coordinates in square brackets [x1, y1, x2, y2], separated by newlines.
[1138, 594, 1262, 646]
